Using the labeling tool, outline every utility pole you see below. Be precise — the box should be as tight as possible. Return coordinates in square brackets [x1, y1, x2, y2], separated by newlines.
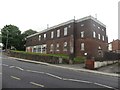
[5, 30, 8, 51]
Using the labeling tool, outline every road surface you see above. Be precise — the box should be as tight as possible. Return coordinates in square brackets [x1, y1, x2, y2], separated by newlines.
[1, 54, 119, 89]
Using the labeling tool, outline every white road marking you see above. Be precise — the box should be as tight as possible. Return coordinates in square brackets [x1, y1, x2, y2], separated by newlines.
[15, 67, 24, 71]
[25, 70, 116, 89]
[26, 70, 44, 74]
[9, 66, 15, 68]
[94, 82, 114, 89]
[30, 82, 44, 87]
[11, 76, 21, 80]
[46, 73, 62, 80]
[2, 64, 9, 66]
[63, 78, 91, 84]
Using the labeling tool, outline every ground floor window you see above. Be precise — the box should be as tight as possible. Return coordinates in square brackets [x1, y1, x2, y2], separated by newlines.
[63, 42, 67, 51]
[81, 43, 85, 51]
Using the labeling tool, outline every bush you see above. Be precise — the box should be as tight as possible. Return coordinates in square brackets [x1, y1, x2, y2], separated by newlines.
[73, 56, 86, 64]
[10, 50, 69, 59]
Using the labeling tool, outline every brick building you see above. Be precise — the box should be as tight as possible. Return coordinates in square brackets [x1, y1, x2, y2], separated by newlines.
[26, 16, 108, 58]
[108, 39, 120, 53]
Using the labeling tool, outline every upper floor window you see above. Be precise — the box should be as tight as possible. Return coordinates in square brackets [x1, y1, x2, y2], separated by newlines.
[68, 25, 71, 28]
[98, 27, 100, 29]
[102, 29, 104, 31]
[64, 27, 68, 36]
[81, 24, 84, 27]
[102, 36, 105, 41]
[63, 42, 67, 51]
[57, 29, 60, 37]
[81, 31, 84, 38]
[93, 31, 96, 38]
[44, 34, 46, 39]
[51, 31, 54, 38]
[39, 35, 41, 41]
[93, 24, 96, 27]
[81, 43, 85, 51]
[98, 34, 101, 39]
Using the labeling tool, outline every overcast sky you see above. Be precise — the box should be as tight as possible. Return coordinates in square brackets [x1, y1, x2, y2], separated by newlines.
[0, 0, 119, 42]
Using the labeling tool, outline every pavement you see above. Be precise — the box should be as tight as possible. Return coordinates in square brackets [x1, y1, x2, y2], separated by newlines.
[57, 63, 119, 74]
[1, 54, 119, 89]
[8, 56, 119, 77]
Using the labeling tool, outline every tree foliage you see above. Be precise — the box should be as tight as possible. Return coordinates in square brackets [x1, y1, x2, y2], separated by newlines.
[1, 25, 38, 51]
[22, 29, 37, 37]
[1, 25, 22, 50]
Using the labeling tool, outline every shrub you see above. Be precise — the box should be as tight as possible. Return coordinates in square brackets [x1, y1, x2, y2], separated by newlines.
[73, 56, 86, 64]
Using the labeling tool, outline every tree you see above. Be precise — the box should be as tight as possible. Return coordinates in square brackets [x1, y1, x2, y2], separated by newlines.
[22, 29, 37, 37]
[21, 29, 38, 51]
[1, 25, 22, 50]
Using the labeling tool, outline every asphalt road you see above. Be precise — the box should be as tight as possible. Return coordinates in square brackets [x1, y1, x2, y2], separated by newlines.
[1, 54, 119, 89]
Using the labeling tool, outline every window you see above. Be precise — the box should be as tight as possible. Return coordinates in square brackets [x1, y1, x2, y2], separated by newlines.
[68, 25, 71, 28]
[63, 42, 67, 51]
[57, 29, 60, 37]
[81, 31, 84, 38]
[93, 31, 96, 38]
[93, 24, 95, 27]
[44, 34, 46, 39]
[108, 44, 112, 51]
[39, 35, 41, 41]
[64, 27, 68, 36]
[81, 43, 85, 51]
[56, 43, 60, 51]
[98, 34, 101, 39]
[38, 45, 42, 53]
[81, 24, 84, 27]
[51, 31, 54, 38]
[33, 46, 37, 52]
[50, 44, 54, 51]
[102, 36, 104, 41]
[42, 44, 47, 53]
[98, 27, 100, 29]
[102, 29, 104, 31]
[98, 46, 101, 49]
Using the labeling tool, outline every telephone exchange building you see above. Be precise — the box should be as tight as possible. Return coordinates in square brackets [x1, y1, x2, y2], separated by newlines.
[26, 16, 108, 57]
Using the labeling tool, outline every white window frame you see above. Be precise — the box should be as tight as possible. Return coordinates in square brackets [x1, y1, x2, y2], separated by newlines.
[51, 31, 54, 38]
[93, 31, 96, 38]
[63, 42, 67, 51]
[81, 24, 84, 27]
[39, 35, 41, 41]
[44, 33, 46, 39]
[98, 34, 101, 39]
[81, 43, 85, 51]
[42, 44, 47, 54]
[57, 29, 60, 37]
[64, 27, 68, 36]
[102, 35, 105, 41]
[93, 24, 96, 27]
[56, 43, 60, 51]
[81, 31, 84, 38]
[68, 25, 71, 28]
[98, 27, 100, 29]
[50, 44, 54, 52]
